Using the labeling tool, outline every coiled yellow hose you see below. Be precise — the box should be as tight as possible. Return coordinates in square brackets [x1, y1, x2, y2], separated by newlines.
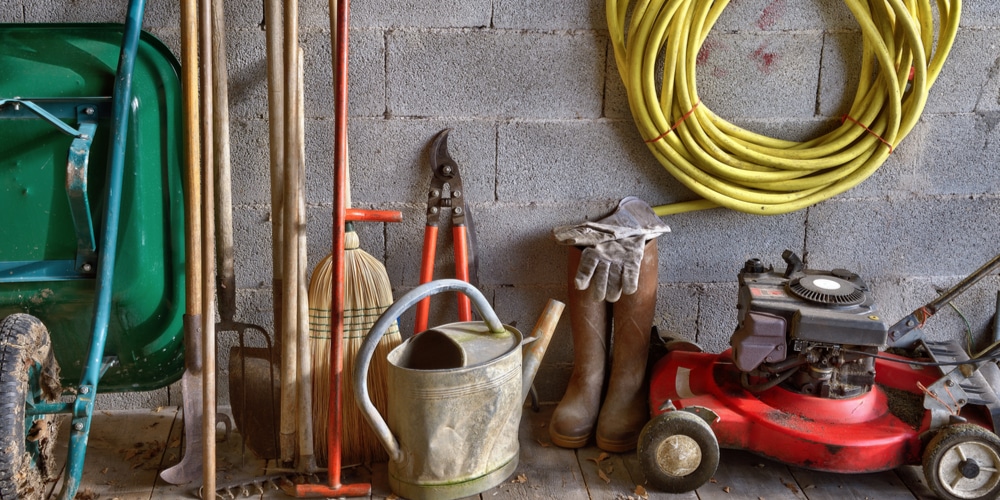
[607, 0, 960, 216]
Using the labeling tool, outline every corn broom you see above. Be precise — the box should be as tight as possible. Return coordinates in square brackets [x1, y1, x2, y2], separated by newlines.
[309, 223, 400, 465]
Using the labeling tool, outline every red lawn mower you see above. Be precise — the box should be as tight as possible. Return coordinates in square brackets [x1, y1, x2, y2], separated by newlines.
[641, 251, 1000, 500]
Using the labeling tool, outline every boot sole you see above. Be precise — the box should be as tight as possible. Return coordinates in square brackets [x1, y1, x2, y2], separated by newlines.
[549, 429, 591, 449]
[595, 434, 639, 453]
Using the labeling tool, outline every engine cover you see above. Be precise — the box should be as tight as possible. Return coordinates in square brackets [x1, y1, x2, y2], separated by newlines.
[736, 259, 887, 349]
[731, 253, 888, 398]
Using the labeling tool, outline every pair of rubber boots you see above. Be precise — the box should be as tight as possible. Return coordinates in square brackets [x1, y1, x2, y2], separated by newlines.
[549, 240, 657, 453]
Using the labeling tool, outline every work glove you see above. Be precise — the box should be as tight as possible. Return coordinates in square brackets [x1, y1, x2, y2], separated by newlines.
[553, 197, 670, 302]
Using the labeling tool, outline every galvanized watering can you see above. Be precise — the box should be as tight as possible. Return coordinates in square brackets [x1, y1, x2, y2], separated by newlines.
[354, 279, 564, 500]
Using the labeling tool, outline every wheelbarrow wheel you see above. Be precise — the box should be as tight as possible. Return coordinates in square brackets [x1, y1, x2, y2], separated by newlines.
[923, 424, 1000, 500]
[637, 410, 719, 493]
[0, 314, 62, 500]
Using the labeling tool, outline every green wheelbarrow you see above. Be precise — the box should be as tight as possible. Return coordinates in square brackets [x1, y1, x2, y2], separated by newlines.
[0, 0, 186, 497]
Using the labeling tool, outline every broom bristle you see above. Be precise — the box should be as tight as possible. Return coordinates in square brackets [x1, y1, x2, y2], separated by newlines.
[309, 229, 401, 465]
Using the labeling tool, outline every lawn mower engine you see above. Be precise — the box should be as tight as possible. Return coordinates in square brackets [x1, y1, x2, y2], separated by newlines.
[731, 251, 888, 399]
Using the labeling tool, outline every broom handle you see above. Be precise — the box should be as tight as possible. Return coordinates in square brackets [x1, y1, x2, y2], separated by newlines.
[329, 0, 349, 485]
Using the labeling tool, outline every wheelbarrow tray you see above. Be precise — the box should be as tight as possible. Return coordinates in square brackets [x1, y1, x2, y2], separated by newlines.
[0, 24, 185, 392]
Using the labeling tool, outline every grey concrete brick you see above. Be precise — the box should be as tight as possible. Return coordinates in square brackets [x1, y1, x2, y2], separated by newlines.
[229, 117, 272, 206]
[386, 29, 606, 119]
[695, 282, 739, 353]
[493, 0, 603, 31]
[959, 4, 1000, 29]
[654, 283, 702, 344]
[233, 205, 275, 289]
[301, 28, 386, 118]
[332, 119, 498, 206]
[496, 120, 687, 205]
[805, 197, 1000, 281]
[925, 28, 1000, 114]
[221, 27, 383, 121]
[693, 32, 823, 119]
[1, 2, 23, 23]
[817, 31, 862, 118]
[350, 0, 491, 29]
[910, 113, 1000, 196]
[604, 42, 630, 120]
[95, 388, 171, 410]
[711, 0, 856, 33]
[659, 208, 807, 283]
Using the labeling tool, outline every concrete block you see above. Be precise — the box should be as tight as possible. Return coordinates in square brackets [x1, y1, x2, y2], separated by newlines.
[336, 119, 497, 206]
[232, 205, 275, 288]
[24, 1, 124, 23]
[1, 2, 23, 22]
[95, 388, 170, 411]
[959, 4, 1000, 29]
[604, 43, 630, 121]
[229, 117, 272, 206]
[659, 208, 807, 283]
[496, 120, 687, 205]
[925, 29, 1000, 114]
[711, 0, 856, 33]
[805, 197, 1000, 280]
[493, 0, 603, 30]
[221, 27, 383, 121]
[695, 282, 739, 353]
[386, 30, 606, 119]
[693, 32, 823, 119]
[654, 283, 702, 344]
[301, 28, 386, 118]
[910, 113, 1000, 196]
[817, 31, 862, 118]
[350, 0, 491, 29]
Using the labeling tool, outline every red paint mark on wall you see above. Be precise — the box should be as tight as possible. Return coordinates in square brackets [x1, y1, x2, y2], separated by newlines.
[752, 43, 779, 74]
[757, 0, 786, 30]
[697, 39, 721, 65]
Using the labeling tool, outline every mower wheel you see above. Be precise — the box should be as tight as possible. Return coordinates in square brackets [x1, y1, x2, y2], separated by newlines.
[637, 410, 719, 493]
[923, 424, 1000, 500]
[0, 314, 61, 500]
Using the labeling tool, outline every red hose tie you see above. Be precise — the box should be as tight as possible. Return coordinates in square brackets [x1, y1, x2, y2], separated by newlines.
[841, 114, 893, 154]
[645, 99, 701, 144]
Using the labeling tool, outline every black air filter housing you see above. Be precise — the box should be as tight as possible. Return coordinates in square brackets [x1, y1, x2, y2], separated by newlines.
[788, 272, 866, 306]
[737, 257, 888, 347]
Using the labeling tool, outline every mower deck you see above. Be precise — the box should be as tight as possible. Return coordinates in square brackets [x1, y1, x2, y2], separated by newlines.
[649, 349, 948, 473]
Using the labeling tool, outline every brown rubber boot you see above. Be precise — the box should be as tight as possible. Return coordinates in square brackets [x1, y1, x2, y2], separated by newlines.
[549, 246, 609, 448]
[595, 239, 658, 452]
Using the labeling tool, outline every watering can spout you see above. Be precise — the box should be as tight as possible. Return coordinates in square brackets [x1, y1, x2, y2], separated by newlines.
[521, 299, 566, 402]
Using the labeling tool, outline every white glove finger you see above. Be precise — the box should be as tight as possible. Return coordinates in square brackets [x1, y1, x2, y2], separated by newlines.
[574, 249, 600, 291]
[589, 260, 610, 302]
[621, 259, 640, 297]
[605, 262, 624, 303]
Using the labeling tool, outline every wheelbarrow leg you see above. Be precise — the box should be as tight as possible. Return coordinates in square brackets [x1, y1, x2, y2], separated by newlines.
[58, 0, 146, 497]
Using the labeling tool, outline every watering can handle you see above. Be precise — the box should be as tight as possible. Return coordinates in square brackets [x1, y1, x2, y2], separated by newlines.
[354, 279, 505, 462]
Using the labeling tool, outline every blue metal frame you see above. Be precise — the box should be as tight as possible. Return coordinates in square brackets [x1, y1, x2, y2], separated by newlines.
[57, 0, 146, 497]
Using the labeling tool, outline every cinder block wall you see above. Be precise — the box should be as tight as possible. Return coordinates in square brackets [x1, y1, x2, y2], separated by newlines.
[10, 0, 1000, 408]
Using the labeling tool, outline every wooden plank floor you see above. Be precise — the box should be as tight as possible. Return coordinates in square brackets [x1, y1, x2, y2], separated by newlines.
[45, 405, 939, 499]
